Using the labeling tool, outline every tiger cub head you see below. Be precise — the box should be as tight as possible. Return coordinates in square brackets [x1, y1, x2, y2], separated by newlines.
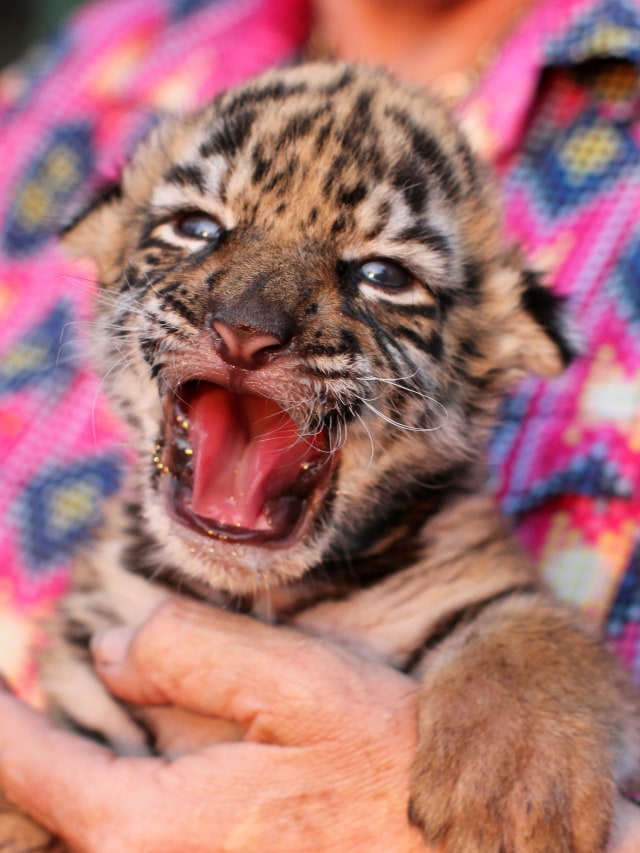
[64, 63, 573, 595]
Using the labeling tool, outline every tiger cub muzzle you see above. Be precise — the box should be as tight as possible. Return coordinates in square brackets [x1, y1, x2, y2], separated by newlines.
[164, 378, 334, 545]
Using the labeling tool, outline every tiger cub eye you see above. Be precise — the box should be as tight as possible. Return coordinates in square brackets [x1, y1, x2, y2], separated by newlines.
[358, 259, 412, 291]
[176, 212, 222, 242]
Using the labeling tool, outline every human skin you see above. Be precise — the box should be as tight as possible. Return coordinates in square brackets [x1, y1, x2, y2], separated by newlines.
[0, 599, 639, 853]
[0, 599, 428, 853]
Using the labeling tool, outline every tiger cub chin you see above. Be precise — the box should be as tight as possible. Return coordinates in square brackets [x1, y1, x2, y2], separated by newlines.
[2, 61, 639, 853]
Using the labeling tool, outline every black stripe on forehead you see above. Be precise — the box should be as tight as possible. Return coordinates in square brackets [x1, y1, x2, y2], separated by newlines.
[396, 224, 452, 257]
[200, 108, 257, 159]
[391, 159, 428, 215]
[164, 164, 207, 194]
[338, 90, 374, 152]
[275, 105, 331, 151]
[338, 181, 368, 207]
[222, 80, 309, 115]
[322, 152, 350, 197]
[364, 199, 392, 241]
[315, 117, 334, 153]
[385, 107, 462, 202]
[322, 66, 356, 95]
[251, 141, 271, 184]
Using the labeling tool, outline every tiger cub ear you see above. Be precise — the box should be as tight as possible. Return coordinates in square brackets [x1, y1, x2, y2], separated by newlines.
[61, 182, 128, 283]
[482, 262, 577, 386]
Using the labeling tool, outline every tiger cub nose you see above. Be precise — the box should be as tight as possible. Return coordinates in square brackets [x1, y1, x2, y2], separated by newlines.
[212, 320, 286, 369]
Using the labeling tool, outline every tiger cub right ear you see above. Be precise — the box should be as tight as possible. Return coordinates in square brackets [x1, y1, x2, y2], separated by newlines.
[61, 181, 128, 283]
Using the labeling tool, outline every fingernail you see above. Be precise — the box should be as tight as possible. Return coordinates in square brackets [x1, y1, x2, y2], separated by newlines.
[91, 626, 133, 666]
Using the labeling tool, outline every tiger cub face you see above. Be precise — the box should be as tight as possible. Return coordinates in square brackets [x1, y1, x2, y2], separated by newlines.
[65, 62, 571, 595]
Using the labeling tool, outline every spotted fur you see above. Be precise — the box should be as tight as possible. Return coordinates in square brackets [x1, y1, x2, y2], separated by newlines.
[2, 63, 639, 853]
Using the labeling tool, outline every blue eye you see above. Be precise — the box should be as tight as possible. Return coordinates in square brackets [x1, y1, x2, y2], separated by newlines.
[176, 212, 222, 242]
[358, 259, 412, 290]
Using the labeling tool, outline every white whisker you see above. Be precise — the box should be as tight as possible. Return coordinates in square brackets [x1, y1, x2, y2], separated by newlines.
[360, 399, 447, 433]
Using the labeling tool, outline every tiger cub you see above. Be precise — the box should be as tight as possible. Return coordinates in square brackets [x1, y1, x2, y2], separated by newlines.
[3, 62, 639, 852]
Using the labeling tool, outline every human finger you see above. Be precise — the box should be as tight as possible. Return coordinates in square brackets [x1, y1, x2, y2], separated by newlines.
[0, 686, 302, 852]
[0, 689, 167, 851]
[0, 685, 431, 853]
[93, 597, 417, 742]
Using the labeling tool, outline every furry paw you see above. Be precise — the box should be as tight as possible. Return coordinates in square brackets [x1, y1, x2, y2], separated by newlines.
[408, 597, 639, 853]
[409, 721, 612, 853]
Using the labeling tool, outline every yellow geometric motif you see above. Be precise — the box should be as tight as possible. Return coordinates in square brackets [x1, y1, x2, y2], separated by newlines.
[585, 25, 638, 56]
[49, 481, 102, 533]
[560, 124, 621, 180]
[15, 143, 81, 230]
[2, 341, 50, 376]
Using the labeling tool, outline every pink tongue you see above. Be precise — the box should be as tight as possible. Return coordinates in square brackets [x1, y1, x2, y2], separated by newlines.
[187, 386, 321, 530]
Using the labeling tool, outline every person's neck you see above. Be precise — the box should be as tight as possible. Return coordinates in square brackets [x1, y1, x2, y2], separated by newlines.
[309, 0, 536, 93]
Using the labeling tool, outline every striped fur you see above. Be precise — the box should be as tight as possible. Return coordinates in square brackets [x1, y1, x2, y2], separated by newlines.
[4, 64, 638, 853]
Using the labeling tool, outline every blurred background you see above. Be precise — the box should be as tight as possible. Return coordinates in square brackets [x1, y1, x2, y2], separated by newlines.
[0, 0, 83, 68]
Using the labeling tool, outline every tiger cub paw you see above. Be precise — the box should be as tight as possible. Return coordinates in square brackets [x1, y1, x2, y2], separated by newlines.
[408, 699, 613, 853]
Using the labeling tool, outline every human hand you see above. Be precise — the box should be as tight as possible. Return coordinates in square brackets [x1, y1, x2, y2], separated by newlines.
[1, 599, 639, 853]
[0, 599, 429, 853]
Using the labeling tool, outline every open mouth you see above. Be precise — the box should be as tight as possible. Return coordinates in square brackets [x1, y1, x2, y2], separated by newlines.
[164, 381, 333, 545]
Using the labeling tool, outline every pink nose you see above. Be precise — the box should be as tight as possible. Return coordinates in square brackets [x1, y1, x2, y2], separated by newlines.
[212, 320, 284, 369]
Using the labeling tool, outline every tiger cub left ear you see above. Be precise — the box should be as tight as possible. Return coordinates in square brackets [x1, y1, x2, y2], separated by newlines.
[483, 263, 577, 384]
[61, 182, 128, 284]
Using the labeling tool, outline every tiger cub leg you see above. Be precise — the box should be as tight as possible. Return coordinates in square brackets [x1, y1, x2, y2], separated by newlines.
[408, 593, 640, 853]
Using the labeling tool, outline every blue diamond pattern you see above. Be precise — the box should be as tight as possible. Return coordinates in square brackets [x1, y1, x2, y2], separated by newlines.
[501, 448, 632, 517]
[611, 233, 640, 327]
[17, 454, 122, 573]
[520, 109, 638, 216]
[3, 122, 94, 256]
[546, 0, 640, 65]
[0, 301, 78, 396]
